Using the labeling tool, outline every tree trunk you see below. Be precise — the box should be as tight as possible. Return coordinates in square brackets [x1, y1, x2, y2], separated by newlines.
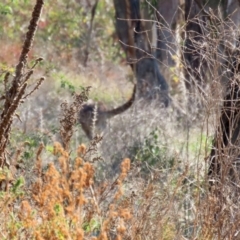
[183, 0, 240, 92]
[113, 0, 170, 106]
[183, 0, 207, 91]
[207, 0, 240, 182]
[209, 45, 240, 185]
[156, 0, 179, 67]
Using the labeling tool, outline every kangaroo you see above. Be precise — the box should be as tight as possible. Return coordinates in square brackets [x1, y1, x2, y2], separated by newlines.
[78, 85, 136, 139]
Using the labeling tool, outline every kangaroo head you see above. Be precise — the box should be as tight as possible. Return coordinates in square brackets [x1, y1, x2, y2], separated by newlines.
[78, 85, 136, 139]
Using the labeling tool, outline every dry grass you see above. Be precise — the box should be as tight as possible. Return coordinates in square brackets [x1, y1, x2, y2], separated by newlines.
[2, 1, 240, 240]
[1, 83, 240, 239]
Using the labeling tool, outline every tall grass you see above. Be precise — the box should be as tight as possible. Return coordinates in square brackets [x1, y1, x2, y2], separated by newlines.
[2, 1, 240, 240]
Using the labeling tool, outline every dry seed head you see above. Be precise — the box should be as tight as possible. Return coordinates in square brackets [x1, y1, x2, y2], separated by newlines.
[76, 228, 84, 240]
[117, 219, 126, 234]
[19, 200, 36, 228]
[119, 158, 131, 181]
[58, 156, 68, 174]
[77, 144, 87, 155]
[75, 157, 83, 168]
[98, 182, 107, 195]
[31, 178, 42, 196]
[109, 204, 114, 211]
[71, 214, 79, 223]
[62, 150, 69, 158]
[45, 163, 60, 183]
[109, 209, 118, 218]
[102, 219, 110, 231]
[70, 169, 79, 182]
[114, 188, 123, 200]
[71, 168, 87, 189]
[121, 158, 131, 173]
[79, 168, 88, 188]
[119, 208, 132, 220]
[109, 204, 118, 218]
[84, 162, 95, 187]
[98, 231, 108, 240]
[35, 157, 42, 176]
[36, 57, 44, 62]
[19, 200, 32, 219]
[77, 192, 87, 206]
[116, 179, 122, 185]
[35, 143, 44, 175]
[59, 226, 70, 239]
[62, 186, 72, 200]
[34, 231, 45, 240]
[65, 202, 75, 215]
[115, 179, 123, 200]
[53, 142, 64, 155]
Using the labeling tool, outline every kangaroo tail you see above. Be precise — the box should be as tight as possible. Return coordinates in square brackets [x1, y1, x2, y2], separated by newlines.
[104, 84, 136, 118]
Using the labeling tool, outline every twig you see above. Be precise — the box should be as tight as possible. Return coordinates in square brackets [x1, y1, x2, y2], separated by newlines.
[83, 0, 99, 67]
[23, 77, 45, 99]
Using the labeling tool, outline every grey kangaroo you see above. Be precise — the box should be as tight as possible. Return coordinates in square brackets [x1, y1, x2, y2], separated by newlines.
[78, 85, 136, 139]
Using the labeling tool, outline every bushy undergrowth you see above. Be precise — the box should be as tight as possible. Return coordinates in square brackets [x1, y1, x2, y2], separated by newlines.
[99, 98, 212, 176]
[0, 64, 222, 239]
[2, 130, 239, 239]
[2, 0, 240, 239]
[0, 139, 203, 239]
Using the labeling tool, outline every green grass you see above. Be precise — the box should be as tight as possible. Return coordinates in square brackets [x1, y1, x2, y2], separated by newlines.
[51, 70, 134, 105]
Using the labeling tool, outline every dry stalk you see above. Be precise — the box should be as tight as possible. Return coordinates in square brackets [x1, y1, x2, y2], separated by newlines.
[60, 87, 89, 151]
[0, 0, 45, 168]
[83, 0, 99, 67]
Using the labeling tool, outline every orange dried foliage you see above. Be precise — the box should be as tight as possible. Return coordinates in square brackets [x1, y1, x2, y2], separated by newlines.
[58, 156, 68, 174]
[76, 228, 84, 240]
[77, 144, 87, 155]
[75, 157, 83, 168]
[4, 140, 133, 239]
[25, 142, 94, 237]
[115, 236, 122, 240]
[119, 208, 132, 220]
[98, 231, 108, 240]
[119, 158, 131, 180]
[84, 162, 95, 186]
[18, 200, 36, 228]
[115, 158, 131, 200]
